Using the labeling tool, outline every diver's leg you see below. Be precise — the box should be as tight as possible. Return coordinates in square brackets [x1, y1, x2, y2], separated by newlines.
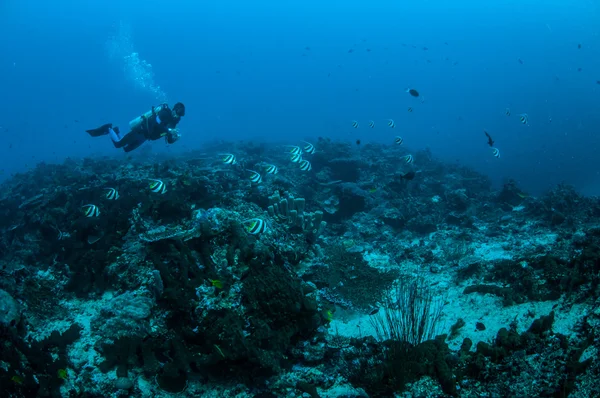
[108, 127, 123, 142]
[123, 133, 147, 152]
[85, 123, 112, 137]
[112, 130, 132, 148]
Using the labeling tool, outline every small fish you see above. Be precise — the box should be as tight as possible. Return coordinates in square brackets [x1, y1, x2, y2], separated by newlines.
[491, 147, 500, 158]
[517, 58, 524, 64]
[519, 113, 529, 125]
[82, 204, 100, 218]
[387, 119, 395, 128]
[299, 159, 312, 171]
[407, 107, 413, 113]
[264, 164, 279, 174]
[324, 309, 334, 322]
[484, 131, 494, 147]
[351, 120, 359, 128]
[505, 108, 511, 116]
[57, 369, 68, 380]
[302, 141, 316, 154]
[596, 80, 600, 85]
[401, 154, 414, 164]
[244, 218, 267, 235]
[394, 136, 403, 145]
[149, 179, 167, 194]
[356, 139, 361, 145]
[209, 279, 223, 289]
[290, 153, 303, 163]
[11, 375, 23, 384]
[221, 153, 237, 165]
[578, 43, 582, 49]
[247, 169, 262, 184]
[400, 171, 416, 181]
[406, 88, 420, 97]
[286, 145, 303, 155]
[368, 120, 375, 128]
[104, 188, 119, 200]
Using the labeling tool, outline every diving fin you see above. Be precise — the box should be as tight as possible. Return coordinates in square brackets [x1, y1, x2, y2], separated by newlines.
[85, 123, 113, 137]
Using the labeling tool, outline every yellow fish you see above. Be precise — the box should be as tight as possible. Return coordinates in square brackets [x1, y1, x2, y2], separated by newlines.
[210, 279, 223, 289]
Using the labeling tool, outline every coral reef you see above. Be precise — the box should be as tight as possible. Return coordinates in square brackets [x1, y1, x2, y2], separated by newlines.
[1, 140, 600, 397]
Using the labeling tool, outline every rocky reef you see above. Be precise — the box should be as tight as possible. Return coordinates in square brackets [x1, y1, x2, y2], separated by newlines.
[0, 139, 599, 397]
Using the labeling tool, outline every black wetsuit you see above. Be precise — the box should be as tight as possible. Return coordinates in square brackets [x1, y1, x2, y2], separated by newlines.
[113, 104, 182, 152]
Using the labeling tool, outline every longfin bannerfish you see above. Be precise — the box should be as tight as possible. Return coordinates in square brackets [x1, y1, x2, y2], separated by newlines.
[221, 153, 237, 165]
[82, 204, 100, 217]
[299, 159, 312, 171]
[244, 218, 267, 235]
[519, 113, 529, 125]
[247, 169, 262, 184]
[394, 136, 403, 145]
[149, 179, 167, 194]
[302, 141, 316, 154]
[286, 145, 303, 155]
[264, 164, 279, 174]
[491, 147, 500, 158]
[368, 120, 375, 128]
[505, 108, 511, 116]
[407, 107, 413, 113]
[351, 120, 359, 128]
[290, 153, 303, 163]
[401, 154, 414, 164]
[387, 119, 395, 128]
[104, 188, 119, 200]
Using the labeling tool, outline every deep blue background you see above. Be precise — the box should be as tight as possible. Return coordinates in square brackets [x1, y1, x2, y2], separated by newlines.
[0, 0, 598, 194]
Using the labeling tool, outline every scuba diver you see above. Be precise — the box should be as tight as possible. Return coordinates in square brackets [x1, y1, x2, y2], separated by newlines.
[86, 102, 186, 152]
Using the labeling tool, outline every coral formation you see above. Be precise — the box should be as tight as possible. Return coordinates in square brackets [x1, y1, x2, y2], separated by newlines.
[1, 140, 600, 397]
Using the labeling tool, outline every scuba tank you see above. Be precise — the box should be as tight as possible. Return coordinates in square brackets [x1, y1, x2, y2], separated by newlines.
[128, 104, 165, 131]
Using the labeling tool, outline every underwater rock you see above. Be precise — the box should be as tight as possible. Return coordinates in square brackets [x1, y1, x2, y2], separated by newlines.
[0, 289, 20, 327]
[115, 376, 134, 390]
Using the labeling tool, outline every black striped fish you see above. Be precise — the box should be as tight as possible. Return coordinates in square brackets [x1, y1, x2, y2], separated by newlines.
[149, 179, 167, 194]
[387, 119, 395, 128]
[302, 141, 316, 154]
[264, 164, 279, 174]
[286, 145, 303, 155]
[351, 120, 359, 128]
[244, 218, 268, 235]
[368, 120, 375, 128]
[299, 160, 312, 171]
[290, 153, 303, 163]
[394, 136, 403, 145]
[104, 188, 119, 200]
[247, 170, 262, 184]
[401, 154, 414, 164]
[221, 153, 237, 165]
[82, 204, 100, 217]
[519, 113, 529, 125]
[491, 147, 500, 158]
[505, 108, 511, 116]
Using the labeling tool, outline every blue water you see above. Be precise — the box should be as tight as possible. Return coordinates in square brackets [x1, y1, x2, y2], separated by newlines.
[0, 0, 598, 194]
